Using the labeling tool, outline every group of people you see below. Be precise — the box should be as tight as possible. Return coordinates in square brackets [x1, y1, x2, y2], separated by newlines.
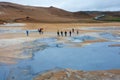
[26, 28, 79, 37]
[57, 28, 79, 37]
[26, 28, 44, 36]
[38, 28, 44, 34]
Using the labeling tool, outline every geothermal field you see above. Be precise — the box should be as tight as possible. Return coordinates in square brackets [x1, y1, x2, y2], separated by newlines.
[0, 23, 120, 80]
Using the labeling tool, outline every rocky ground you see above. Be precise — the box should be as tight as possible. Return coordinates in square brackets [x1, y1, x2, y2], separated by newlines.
[34, 69, 120, 80]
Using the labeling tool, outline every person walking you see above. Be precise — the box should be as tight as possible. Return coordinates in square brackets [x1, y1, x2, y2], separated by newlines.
[38, 28, 41, 34]
[65, 31, 67, 37]
[41, 28, 44, 34]
[69, 31, 72, 37]
[57, 30, 60, 36]
[26, 30, 29, 36]
[72, 28, 74, 33]
[77, 30, 79, 35]
[61, 31, 63, 37]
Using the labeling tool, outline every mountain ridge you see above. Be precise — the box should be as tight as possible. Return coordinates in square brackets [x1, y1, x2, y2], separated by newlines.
[0, 2, 120, 23]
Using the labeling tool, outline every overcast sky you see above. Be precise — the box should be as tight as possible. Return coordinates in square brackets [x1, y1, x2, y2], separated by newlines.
[0, 0, 120, 12]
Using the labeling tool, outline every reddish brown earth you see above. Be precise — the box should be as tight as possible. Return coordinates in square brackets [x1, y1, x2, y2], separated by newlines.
[34, 69, 120, 80]
[0, 2, 120, 23]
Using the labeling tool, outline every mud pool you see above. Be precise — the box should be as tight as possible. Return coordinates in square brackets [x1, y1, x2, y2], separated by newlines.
[0, 27, 120, 80]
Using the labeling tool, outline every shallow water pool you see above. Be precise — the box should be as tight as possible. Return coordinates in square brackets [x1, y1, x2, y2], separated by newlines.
[0, 41, 120, 80]
[0, 32, 120, 80]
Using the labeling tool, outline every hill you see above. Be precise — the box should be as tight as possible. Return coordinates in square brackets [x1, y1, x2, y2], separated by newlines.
[0, 2, 120, 23]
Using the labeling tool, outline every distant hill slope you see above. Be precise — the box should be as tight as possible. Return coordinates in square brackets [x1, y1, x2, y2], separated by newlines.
[0, 2, 120, 23]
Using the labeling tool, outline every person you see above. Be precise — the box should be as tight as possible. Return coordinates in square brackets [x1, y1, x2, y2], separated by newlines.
[72, 28, 74, 33]
[61, 31, 63, 37]
[77, 30, 79, 35]
[41, 28, 44, 34]
[38, 28, 41, 34]
[26, 30, 29, 36]
[57, 30, 60, 36]
[65, 31, 67, 37]
[69, 31, 72, 37]
[38, 28, 44, 34]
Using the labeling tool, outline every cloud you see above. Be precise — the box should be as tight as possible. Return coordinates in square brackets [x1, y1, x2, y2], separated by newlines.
[58, 0, 120, 11]
[0, 0, 120, 11]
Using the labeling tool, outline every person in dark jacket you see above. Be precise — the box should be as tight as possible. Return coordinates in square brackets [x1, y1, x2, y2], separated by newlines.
[38, 28, 41, 34]
[72, 28, 74, 33]
[57, 30, 60, 36]
[26, 30, 29, 36]
[61, 31, 63, 37]
[65, 31, 67, 37]
[77, 30, 79, 35]
[69, 31, 72, 37]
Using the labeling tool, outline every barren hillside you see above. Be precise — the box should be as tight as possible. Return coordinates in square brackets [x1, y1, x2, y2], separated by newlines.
[0, 2, 120, 23]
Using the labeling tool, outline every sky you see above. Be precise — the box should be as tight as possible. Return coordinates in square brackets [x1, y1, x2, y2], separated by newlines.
[0, 0, 120, 12]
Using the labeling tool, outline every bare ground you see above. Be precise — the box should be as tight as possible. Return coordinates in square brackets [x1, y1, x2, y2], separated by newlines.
[0, 22, 120, 63]
[34, 69, 120, 80]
